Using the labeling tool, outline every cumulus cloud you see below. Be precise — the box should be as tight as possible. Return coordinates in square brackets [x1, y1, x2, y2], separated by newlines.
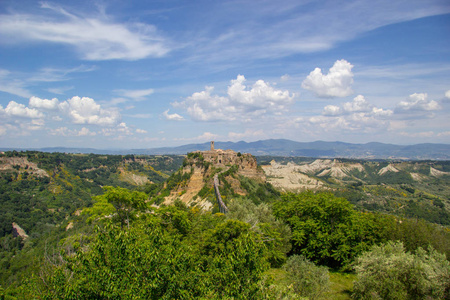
[136, 129, 147, 134]
[197, 132, 219, 141]
[59, 96, 121, 126]
[302, 59, 354, 98]
[322, 95, 392, 117]
[0, 95, 126, 141]
[0, 3, 170, 61]
[174, 75, 294, 121]
[2, 101, 44, 118]
[316, 94, 393, 133]
[342, 95, 372, 112]
[322, 105, 342, 116]
[163, 109, 184, 121]
[77, 127, 96, 136]
[445, 90, 450, 99]
[29, 96, 59, 110]
[395, 93, 440, 112]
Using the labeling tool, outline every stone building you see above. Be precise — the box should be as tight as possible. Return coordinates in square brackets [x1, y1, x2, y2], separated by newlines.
[195, 141, 263, 179]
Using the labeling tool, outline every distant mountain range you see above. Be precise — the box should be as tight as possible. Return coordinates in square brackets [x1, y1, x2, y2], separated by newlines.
[2, 139, 449, 160]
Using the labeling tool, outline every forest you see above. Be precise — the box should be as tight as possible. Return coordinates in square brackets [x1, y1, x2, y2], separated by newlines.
[0, 151, 449, 299]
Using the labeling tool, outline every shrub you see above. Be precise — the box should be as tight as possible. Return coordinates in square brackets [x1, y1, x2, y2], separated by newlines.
[353, 241, 450, 300]
[283, 255, 330, 299]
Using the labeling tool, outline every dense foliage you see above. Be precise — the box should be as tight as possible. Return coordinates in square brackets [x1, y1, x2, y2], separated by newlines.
[0, 151, 183, 292]
[353, 241, 450, 299]
[26, 201, 270, 299]
[274, 192, 389, 269]
[283, 255, 330, 299]
[1, 152, 449, 299]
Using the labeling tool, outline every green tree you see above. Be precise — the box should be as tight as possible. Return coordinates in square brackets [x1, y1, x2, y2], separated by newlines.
[33, 207, 270, 299]
[202, 219, 269, 299]
[274, 192, 386, 269]
[226, 198, 292, 267]
[353, 241, 450, 300]
[84, 186, 148, 228]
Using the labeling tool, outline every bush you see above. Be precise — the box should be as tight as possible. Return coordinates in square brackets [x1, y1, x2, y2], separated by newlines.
[283, 255, 330, 299]
[353, 241, 450, 300]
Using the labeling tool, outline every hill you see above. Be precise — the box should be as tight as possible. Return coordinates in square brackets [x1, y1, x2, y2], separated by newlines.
[260, 157, 450, 225]
[1, 150, 450, 298]
[0, 151, 184, 239]
[149, 144, 278, 212]
[2, 139, 450, 160]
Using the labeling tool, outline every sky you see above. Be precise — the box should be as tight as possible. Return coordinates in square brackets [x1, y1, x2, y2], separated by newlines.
[0, 0, 449, 149]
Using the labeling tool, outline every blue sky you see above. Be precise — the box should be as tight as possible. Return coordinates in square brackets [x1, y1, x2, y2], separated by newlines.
[0, 0, 449, 149]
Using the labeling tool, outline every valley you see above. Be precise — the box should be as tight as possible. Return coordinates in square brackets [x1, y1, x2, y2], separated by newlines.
[0, 149, 449, 299]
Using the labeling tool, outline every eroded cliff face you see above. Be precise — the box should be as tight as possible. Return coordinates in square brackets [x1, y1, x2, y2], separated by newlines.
[0, 156, 49, 178]
[163, 148, 265, 208]
[12, 222, 29, 240]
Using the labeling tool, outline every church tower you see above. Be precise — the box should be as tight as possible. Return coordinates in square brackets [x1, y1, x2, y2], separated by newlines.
[211, 141, 215, 151]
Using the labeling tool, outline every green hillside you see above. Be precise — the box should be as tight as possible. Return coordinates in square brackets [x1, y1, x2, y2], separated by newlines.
[1, 151, 449, 299]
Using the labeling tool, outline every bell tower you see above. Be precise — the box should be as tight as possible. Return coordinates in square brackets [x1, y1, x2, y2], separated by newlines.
[211, 141, 215, 151]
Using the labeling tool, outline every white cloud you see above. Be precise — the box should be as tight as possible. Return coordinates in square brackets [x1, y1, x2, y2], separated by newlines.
[175, 75, 294, 121]
[180, 86, 232, 121]
[371, 107, 393, 117]
[99, 123, 132, 137]
[437, 131, 450, 137]
[163, 109, 184, 121]
[127, 113, 152, 119]
[342, 95, 372, 112]
[302, 59, 354, 98]
[47, 86, 74, 95]
[280, 74, 290, 81]
[0, 69, 32, 98]
[59, 96, 121, 126]
[50, 127, 95, 137]
[136, 129, 147, 134]
[173, 131, 220, 142]
[322, 105, 342, 116]
[0, 3, 170, 61]
[2, 101, 44, 118]
[29, 96, 59, 110]
[197, 132, 219, 141]
[316, 94, 393, 133]
[0, 125, 6, 136]
[78, 127, 96, 136]
[114, 88, 155, 101]
[29, 65, 96, 82]
[322, 95, 392, 117]
[185, 1, 450, 65]
[228, 129, 265, 141]
[0, 66, 94, 98]
[445, 90, 450, 99]
[399, 131, 434, 138]
[396, 93, 440, 112]
[50, 127, 71, 136]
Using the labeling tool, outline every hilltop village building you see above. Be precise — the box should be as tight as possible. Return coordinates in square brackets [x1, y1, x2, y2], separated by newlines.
[192, 141, 263, 180]
[199, 141, 253, 167]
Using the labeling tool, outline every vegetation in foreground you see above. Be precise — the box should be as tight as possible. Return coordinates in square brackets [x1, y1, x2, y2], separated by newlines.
[0, 151, 449, 299]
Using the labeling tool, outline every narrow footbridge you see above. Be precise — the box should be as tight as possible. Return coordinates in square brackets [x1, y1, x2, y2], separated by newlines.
[213, 174, 228, 214]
